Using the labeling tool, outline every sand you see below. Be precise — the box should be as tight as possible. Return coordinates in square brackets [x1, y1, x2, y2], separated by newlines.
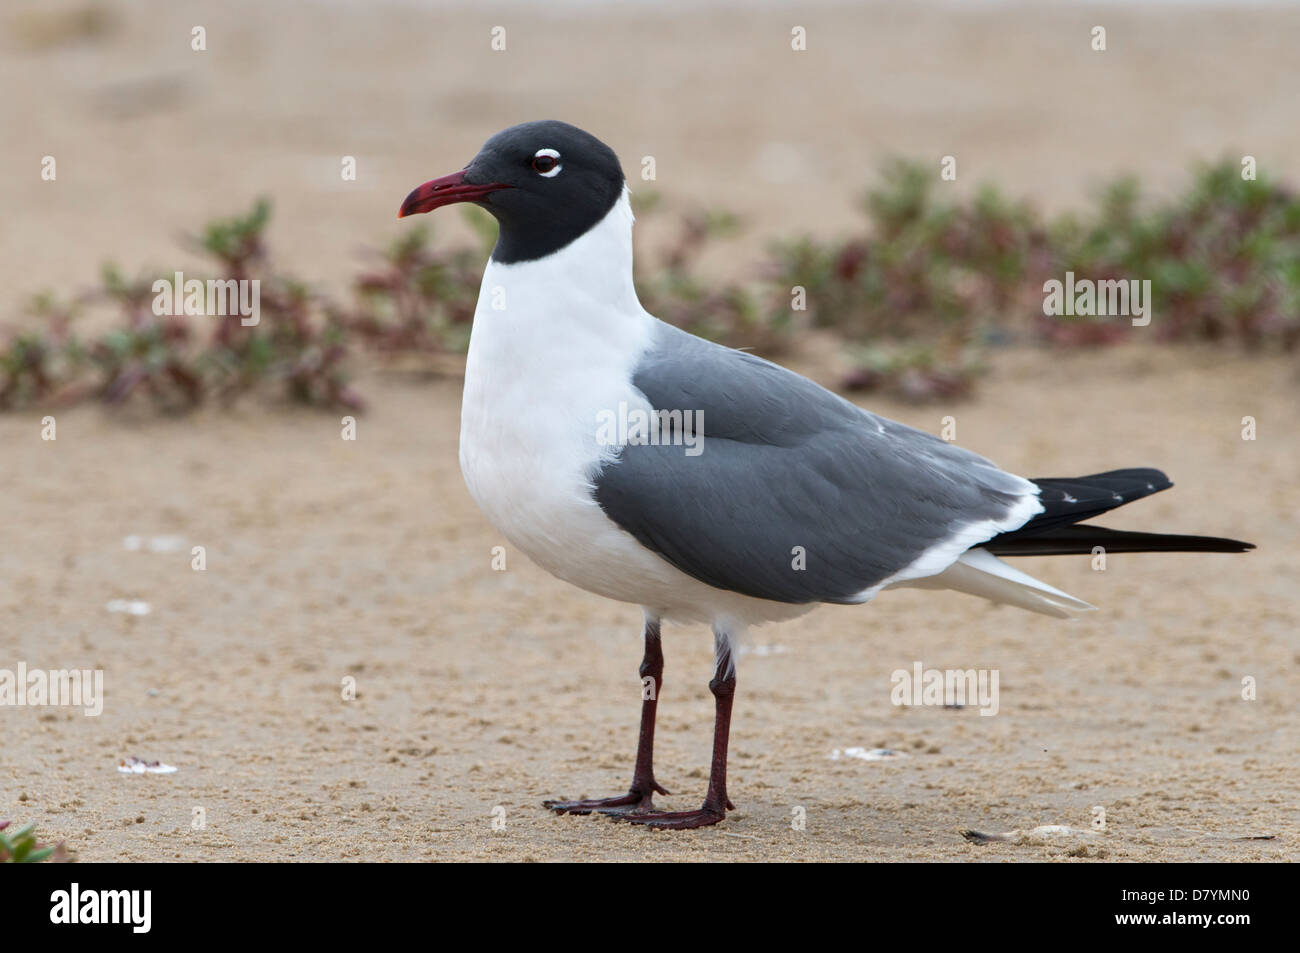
[2, 0, 1297, 861]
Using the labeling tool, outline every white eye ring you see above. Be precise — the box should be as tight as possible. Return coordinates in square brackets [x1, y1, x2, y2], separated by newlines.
[533, 148, 561, 177]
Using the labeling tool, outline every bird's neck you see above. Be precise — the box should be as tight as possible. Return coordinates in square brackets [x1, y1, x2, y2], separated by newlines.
[481, 187, 644, 326]
[466, 187, 654, 401]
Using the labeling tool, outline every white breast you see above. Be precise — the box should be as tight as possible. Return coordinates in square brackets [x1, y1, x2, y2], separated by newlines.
[457, 193, 810, 628]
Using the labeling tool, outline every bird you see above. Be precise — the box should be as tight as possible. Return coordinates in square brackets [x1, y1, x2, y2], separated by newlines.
[398, 120, 1254, 830]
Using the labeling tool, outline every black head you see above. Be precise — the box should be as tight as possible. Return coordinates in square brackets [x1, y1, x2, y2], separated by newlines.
[398, 120, 626, 264]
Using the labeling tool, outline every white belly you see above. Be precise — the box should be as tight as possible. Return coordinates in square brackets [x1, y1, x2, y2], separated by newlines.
[459, 371, 810, 627]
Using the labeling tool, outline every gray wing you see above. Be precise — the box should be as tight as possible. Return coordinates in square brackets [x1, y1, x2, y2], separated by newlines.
[592, 322, 1039, 604]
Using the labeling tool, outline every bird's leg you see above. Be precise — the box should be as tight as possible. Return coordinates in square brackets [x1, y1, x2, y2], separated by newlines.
[616, 631, 737, 830]
[543, 615, 670, 816]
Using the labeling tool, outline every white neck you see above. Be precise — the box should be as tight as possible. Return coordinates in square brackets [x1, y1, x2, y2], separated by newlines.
[465, 187, 653, 379]
[461, 187, 655, 436]
[484, 186, 642, 322]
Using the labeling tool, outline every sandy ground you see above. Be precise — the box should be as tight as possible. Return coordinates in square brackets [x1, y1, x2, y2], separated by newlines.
[3, 346, 1296, 862]
[2, 1, 1298, 861]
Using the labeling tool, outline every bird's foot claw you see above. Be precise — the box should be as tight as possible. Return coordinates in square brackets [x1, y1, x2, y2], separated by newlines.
[544, 783, 667, 817]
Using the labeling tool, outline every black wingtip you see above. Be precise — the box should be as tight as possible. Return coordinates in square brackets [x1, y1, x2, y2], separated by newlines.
[987, 526, 1257, 557]
[1201, 536, 1256, 553]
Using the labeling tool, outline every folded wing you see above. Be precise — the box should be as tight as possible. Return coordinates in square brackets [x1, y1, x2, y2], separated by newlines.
[592, 323, 1042, 605]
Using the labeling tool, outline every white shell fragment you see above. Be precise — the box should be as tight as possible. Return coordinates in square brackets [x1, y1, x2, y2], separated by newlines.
[830, 747, 907, 761]
[963, 825, 1100, 845]
[737, 644, 789, 657]
[123, 535, 185, 553]
[118, 757, 177, 774]
[106, 599, 152, 615]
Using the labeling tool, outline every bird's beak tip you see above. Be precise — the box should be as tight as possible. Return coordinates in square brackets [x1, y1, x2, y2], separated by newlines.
[398, 170, 510, 219]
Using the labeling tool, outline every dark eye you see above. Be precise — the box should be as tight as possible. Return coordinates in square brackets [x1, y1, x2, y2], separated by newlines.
[532, 155, 557, 173]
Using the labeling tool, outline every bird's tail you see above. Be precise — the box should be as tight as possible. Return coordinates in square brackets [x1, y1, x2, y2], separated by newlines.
[890, 548, 1096, 619]
[891, 467, 1254, 618]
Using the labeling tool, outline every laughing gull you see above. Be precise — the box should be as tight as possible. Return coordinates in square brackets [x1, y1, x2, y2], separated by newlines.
[399, 120, 1254, 830]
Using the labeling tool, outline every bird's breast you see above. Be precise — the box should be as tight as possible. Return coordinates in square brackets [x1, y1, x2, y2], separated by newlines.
[456, 262, 658, 595]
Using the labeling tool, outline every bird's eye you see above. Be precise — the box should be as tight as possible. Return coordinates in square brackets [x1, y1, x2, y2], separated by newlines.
[532, 149, 561, 177]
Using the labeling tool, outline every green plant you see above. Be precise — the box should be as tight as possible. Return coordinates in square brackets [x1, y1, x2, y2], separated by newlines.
[0, 819, 68, 863]
[343, 211, 487, 356]
[634, 203, 792, 354]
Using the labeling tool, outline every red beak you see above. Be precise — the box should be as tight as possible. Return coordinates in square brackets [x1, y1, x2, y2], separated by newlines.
[398, 170, 511, 218]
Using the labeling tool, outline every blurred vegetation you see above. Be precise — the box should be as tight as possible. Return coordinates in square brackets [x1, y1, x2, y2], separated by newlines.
[2, 158, 1297, 411]
[0, 819, 69, 863]
[0, 201, 487, 412]
[770, 158, 1300, 399]
[632, 195, 794, 356]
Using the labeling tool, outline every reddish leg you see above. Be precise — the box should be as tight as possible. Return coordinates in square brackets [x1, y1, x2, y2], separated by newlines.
[544, 615, 670, 816]
[616, 635, 737, 830]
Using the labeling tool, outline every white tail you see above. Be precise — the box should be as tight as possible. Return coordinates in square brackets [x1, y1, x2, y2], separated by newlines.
[888, 547, 1096, 619]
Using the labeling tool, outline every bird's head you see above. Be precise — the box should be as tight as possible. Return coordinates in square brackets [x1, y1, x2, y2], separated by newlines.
[398, 120, 625, 263]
